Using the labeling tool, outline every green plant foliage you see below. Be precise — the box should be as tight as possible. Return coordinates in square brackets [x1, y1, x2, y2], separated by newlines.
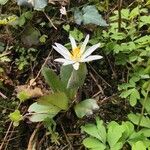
[107, 121, 125, 150]
[9, 110, 23, 126]
[0, 15, 18, 25]
[16, 0, 47, 10]
[82, 118, 150, 150]
[15, 47, 37, 70]
[60, 63, 87, 98]
[38, 92, 69, 110]
[120, 88, 140, 106]
[39, 34, 48, 43]
[17, 11, 33, 27]
[44, 118, 60, 144]
[74, 99, 99, 118]
[2, 0, 150, 149]
[0, 0, 8, 5]
[83, 137, 106, 150]
[74, 5, 108, 26]
[128, 113, 150, 128]
[17, 91, 30, 102]
[69, 28, 84, 42]
[33, 0, 47, 11]
[63, 63, 87, 89]
[42, 67, 66, 93]
[28, 102, 61, 122]
[132, 141, 146, 150]
[21, 25, 41, 47]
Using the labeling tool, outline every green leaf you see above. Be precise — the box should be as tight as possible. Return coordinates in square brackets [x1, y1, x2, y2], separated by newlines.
[63, 24, 70, 32]
[69, 28, 83, 42]
[74, 99, 99, 118]
[28, 102, 60, 122]
[21, 25, 41, 47]
[34, 0, 47, 11]
[129, 89, 140, 106]
[128, 113, 150, 128]
[42, 67, 66, 93]
[140, 97, 150, 114]
[121, 9, 130, 20]
[139, 128, 150, 137]
[67, 63, 87, 89]
[96, 117, 106, 144]
[81, 123, 102, 141]
[17, 91, 30, 102]
[83, 137, 106, 150]
[17, 0, 32, 7]
[60, 64, 73, 88]
[107, 121, 125, 147]
[130, 6, 139, 19]
[110, 142, 124, 150]
[38, 92, 69, 110]
[132, 141, 146, 150]
[60, 65, 77, 99]
[60, 63, 87, 90]
[9, 110, 23, 126]
[120, 89, 134, 98]
[39, 34, 48, 43]
[0, 0, 8, 5]
[74, 5, 108, 26]
[129, 131, 146, 145]
[121, 121, 134, 139]
[17, 0, 47, 10]
[134, 35, 150, 44]
[0, 15, 18, 25]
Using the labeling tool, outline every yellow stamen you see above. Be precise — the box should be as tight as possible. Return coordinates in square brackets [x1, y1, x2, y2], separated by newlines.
[70, 47, 81, 60]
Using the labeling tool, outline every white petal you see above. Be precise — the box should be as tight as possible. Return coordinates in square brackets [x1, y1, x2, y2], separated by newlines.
[53, 45, 70, 59]
[82, 43, 100, 59]
[54, 58, 67, 63]
[73, 62, 80, 70]
[80, 34, 89, 54]
[80, 55, 103, 62]
[63, 60, 75, 66]
[55, 43, 70, 56]
[69, 35, 77, 49]
[54, 58, 74, 65]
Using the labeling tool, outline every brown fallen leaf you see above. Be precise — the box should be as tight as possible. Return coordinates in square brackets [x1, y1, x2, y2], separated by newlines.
[16, 85, 43, 102]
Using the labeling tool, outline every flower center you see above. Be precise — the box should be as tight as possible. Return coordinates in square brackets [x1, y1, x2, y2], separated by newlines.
[70, 47, 81, 60]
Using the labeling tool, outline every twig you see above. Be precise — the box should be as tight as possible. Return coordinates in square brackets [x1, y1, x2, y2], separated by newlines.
[60, 123, 74, 150]
[92, 91, 101, 98]
[89, 72, 104, 95]
[0, 122, 13, 150]
[27, 123, 42, 150]
[89, 64, 111, 87]
[43, 11, 57, 30]
[0, 103, 21, 150]
[105, 55, 117, 79]
[28, 49, 52, 88]
[118, 0, 123, 32]
[0, 91, 7, 99]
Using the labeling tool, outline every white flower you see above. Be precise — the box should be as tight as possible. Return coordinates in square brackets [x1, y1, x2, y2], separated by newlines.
[60, 7, 67, 15]
[27, 0, 34, 6]
[52, 34, 102, 70]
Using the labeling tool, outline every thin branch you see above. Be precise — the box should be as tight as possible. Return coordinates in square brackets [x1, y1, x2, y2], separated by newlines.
[89, 72, 104, 95]
[28, 49, 52, 88]
[43, 11, 57, 30]
[0, 91, 7, 99]
[60, 123, 73, 150]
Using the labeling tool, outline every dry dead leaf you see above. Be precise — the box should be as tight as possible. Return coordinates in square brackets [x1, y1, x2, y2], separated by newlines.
[16, 85, 43, 101]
